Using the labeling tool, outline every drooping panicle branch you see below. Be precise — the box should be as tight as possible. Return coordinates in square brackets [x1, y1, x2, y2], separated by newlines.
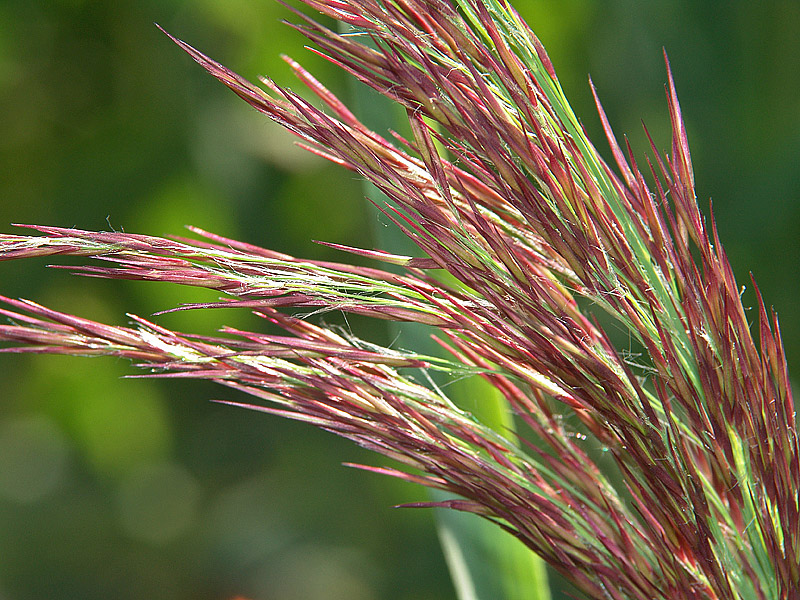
[0, 280, 662, 599]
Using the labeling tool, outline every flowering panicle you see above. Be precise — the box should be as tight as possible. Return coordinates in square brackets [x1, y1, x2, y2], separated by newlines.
[0, 0, 796, 598]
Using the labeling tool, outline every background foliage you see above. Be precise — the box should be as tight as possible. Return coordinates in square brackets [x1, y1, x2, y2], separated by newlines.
[0, 1, 798, 598]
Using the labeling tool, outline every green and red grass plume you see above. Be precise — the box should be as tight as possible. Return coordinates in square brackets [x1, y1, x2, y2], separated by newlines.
[0, 0, 797, 598]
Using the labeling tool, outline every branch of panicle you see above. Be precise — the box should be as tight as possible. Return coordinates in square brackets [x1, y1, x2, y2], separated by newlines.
[0, 289, 675, 599]
[158, 10, 800, 595]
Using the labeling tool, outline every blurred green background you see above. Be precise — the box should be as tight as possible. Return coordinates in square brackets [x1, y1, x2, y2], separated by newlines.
[0, 1, 798, 599]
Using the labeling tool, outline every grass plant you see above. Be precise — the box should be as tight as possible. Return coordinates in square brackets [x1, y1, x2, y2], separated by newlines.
[0, 0, 797, 598]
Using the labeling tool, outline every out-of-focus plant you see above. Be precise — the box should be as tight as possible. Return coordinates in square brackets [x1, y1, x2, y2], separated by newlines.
[0, 0, 797, 598]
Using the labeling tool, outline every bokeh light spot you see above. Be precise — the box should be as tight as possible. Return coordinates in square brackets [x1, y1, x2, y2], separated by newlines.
[0, 414, 69, 503]
[116, 461, 201, 545]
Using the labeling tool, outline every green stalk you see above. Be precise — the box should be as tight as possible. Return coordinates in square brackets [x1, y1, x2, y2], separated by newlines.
[432, 375, 550, 600]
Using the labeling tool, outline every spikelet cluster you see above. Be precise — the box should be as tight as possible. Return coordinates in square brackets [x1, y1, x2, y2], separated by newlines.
[0, 0, 796, 598]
